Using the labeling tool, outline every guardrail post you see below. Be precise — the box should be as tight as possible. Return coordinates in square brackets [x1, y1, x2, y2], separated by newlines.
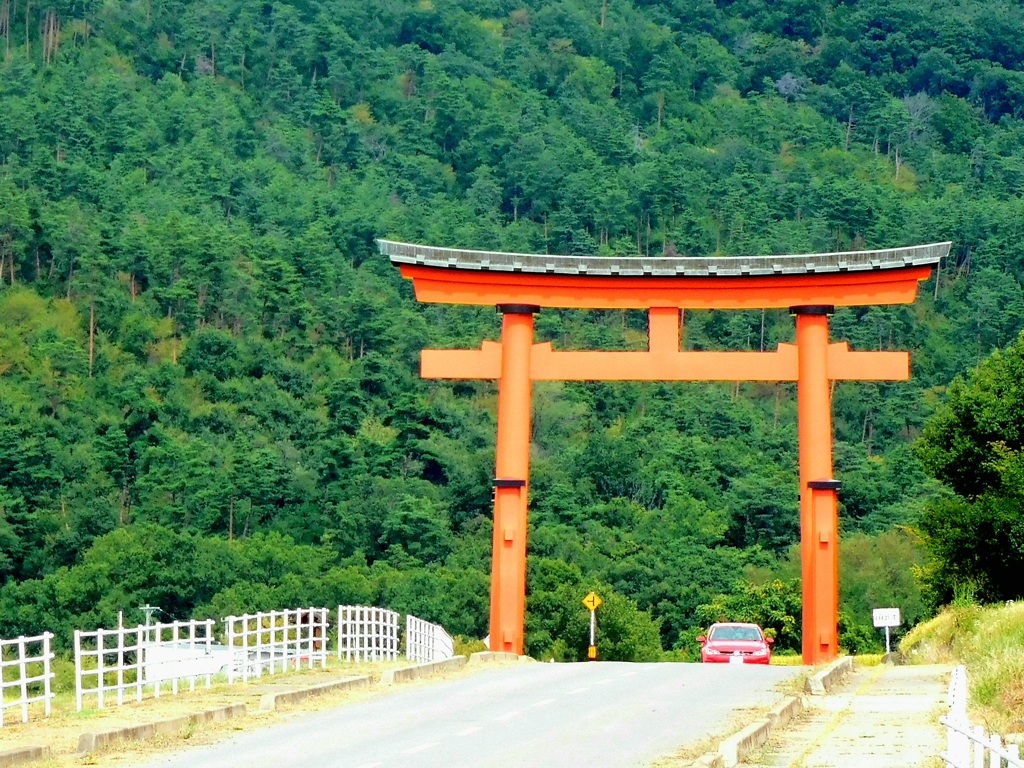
[18, 637, 28, 723]
[43, 632, 54, 718]
[74, 629, 83, 712]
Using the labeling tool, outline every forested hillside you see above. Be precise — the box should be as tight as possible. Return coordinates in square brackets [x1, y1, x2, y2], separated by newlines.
[1, 0, 1023, 659]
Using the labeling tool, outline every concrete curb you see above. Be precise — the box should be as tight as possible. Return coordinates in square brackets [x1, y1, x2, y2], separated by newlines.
[679, 656, 848, 766]
[469, 651, 521, 663]
[690, 694, 805, 768]
[77, 703, 246, 754]
[0, 747, 49, 767]
[259, 675, 371, 712]
[767, 694, 804, 727]
[690, 754, 725, 768]
[805, 655, 854, 695]
[380, 655, 468, 685]
[719, 718, 773, 766]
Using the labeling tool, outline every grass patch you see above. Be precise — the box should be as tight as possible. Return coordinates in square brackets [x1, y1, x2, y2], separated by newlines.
[853, 654, 884, 667]
[770, 654, 804, 666]
[900, 601, 1024, 734]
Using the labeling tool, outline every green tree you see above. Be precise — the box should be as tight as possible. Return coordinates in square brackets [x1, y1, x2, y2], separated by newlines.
[915, 332, 1024, 604]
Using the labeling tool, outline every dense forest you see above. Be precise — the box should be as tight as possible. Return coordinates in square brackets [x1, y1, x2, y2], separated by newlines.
[1, 0, 1023, 661]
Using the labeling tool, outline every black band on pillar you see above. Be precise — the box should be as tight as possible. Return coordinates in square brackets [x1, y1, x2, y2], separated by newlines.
[496, 304, 541, 315]
[493, 478, 527, 488]
[789, 305, 835, 316]
[807, 479, 842, 491]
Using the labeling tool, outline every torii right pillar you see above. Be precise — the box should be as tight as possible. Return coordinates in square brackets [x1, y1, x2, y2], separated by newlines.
[794, 305, 841, 664]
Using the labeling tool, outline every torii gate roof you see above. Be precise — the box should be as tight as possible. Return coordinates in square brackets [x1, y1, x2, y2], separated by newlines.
[379, 240, 950, 310]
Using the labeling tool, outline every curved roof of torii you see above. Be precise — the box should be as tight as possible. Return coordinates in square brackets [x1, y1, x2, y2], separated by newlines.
[379, 239, 951, 309]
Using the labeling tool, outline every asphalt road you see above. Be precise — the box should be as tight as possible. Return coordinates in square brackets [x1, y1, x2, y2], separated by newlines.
[138, 661, 804, 768]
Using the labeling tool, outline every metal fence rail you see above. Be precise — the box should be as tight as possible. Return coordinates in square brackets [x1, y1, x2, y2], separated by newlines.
[224, 608, 329, 683]
[0, 632, 55, 726]
[74, 619, 216, 711]
[405, 615, 454, 664]
[941, 665, 1022, 768]
[337, 606, 400, 662]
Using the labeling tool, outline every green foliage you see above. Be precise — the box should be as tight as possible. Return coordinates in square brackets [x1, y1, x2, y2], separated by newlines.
[915, 333, 1024, 605]
[526, 559, 663, 662]
[916, 335, 1024, 498]
[453, 635, 488, 657]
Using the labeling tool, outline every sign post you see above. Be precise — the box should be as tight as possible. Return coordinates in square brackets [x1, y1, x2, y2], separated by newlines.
[582, 592, 602, 660]
[872, 608, 901, 654]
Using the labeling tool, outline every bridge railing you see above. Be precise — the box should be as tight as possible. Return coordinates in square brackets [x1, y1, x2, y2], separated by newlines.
[223, 608, 329, 684]
[941, 665, 1022, 768]
[406, 615, 454, 664]
[1, 632, 54, 726]
[337, 605, 400, 662]
[74, 619, 216, 711]
[27, 604, 454, 716]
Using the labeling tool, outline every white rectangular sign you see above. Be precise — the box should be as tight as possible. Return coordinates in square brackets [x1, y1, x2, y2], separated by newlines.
[872, 608, 901, 628]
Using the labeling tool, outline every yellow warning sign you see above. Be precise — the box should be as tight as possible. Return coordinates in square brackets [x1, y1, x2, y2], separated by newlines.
[587, 645, 598, 660]
[582, 592, 603, 611]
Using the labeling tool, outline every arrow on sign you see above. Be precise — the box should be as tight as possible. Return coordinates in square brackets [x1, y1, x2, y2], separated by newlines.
[582, 592, 603, 611]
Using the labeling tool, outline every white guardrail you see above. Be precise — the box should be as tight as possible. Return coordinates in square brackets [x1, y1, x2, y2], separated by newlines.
[337, 605, 400, 661]
[942, 665, 1022, 768]
[406, 615, 454, 663]
[74, 619, 217, 711]
[1, 632, 55, 726]
[224, 608, 329, 683]
[15, 604, 454, 720]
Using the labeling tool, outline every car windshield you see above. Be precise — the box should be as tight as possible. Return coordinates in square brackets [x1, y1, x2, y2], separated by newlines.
[709, 626, 762, 642]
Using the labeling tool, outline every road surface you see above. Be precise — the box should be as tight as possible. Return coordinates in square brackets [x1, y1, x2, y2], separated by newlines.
[139, 661, 804, 768]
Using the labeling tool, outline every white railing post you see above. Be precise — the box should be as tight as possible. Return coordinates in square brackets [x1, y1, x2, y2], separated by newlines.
[116, 627, 125, 707]
[205, 619, 214, 689]
[266, 611, 274, 676]
[43, 632, 54, 718]
[304, 608, 312, 670]
[319, 608, 328, 668]
[74, 629, 83, 712]
[225, 616, 236, 685]
[97, 629, 106, 709]
[134, 624, 144, 702]
[258, 614, 266, 679]
[18, 637, 28, 723]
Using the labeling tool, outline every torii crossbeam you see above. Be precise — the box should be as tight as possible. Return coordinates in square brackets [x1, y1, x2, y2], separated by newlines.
[381, 239, 950, 665]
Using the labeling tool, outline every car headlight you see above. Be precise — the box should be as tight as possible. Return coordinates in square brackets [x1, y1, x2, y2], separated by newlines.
[704, 647, 722, 655]
[751, 647, 768, 656]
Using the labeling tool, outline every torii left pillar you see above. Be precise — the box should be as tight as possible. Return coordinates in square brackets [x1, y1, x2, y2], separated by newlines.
[794, 306, 840, 664]
[490, 304, 538, 655]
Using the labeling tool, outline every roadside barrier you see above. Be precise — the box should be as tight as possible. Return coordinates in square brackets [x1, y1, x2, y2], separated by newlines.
[9, 604, 453, 722]
[941, 665, 1022, 768]
[224, 608, 329, 684]
[337, 605, 400, 662]
[0, 631, 54, 725]
[406, 614, 454, 663]
[74, 619, 216, 711]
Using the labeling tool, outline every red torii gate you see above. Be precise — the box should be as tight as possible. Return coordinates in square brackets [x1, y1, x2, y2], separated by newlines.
[380, 239, 949, 665]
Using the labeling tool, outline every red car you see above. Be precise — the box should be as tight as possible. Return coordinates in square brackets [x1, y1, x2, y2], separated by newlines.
[697, 622, 773, 665]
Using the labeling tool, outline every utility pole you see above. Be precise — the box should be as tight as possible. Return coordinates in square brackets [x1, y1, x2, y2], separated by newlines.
[139, 604, 160, 644]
